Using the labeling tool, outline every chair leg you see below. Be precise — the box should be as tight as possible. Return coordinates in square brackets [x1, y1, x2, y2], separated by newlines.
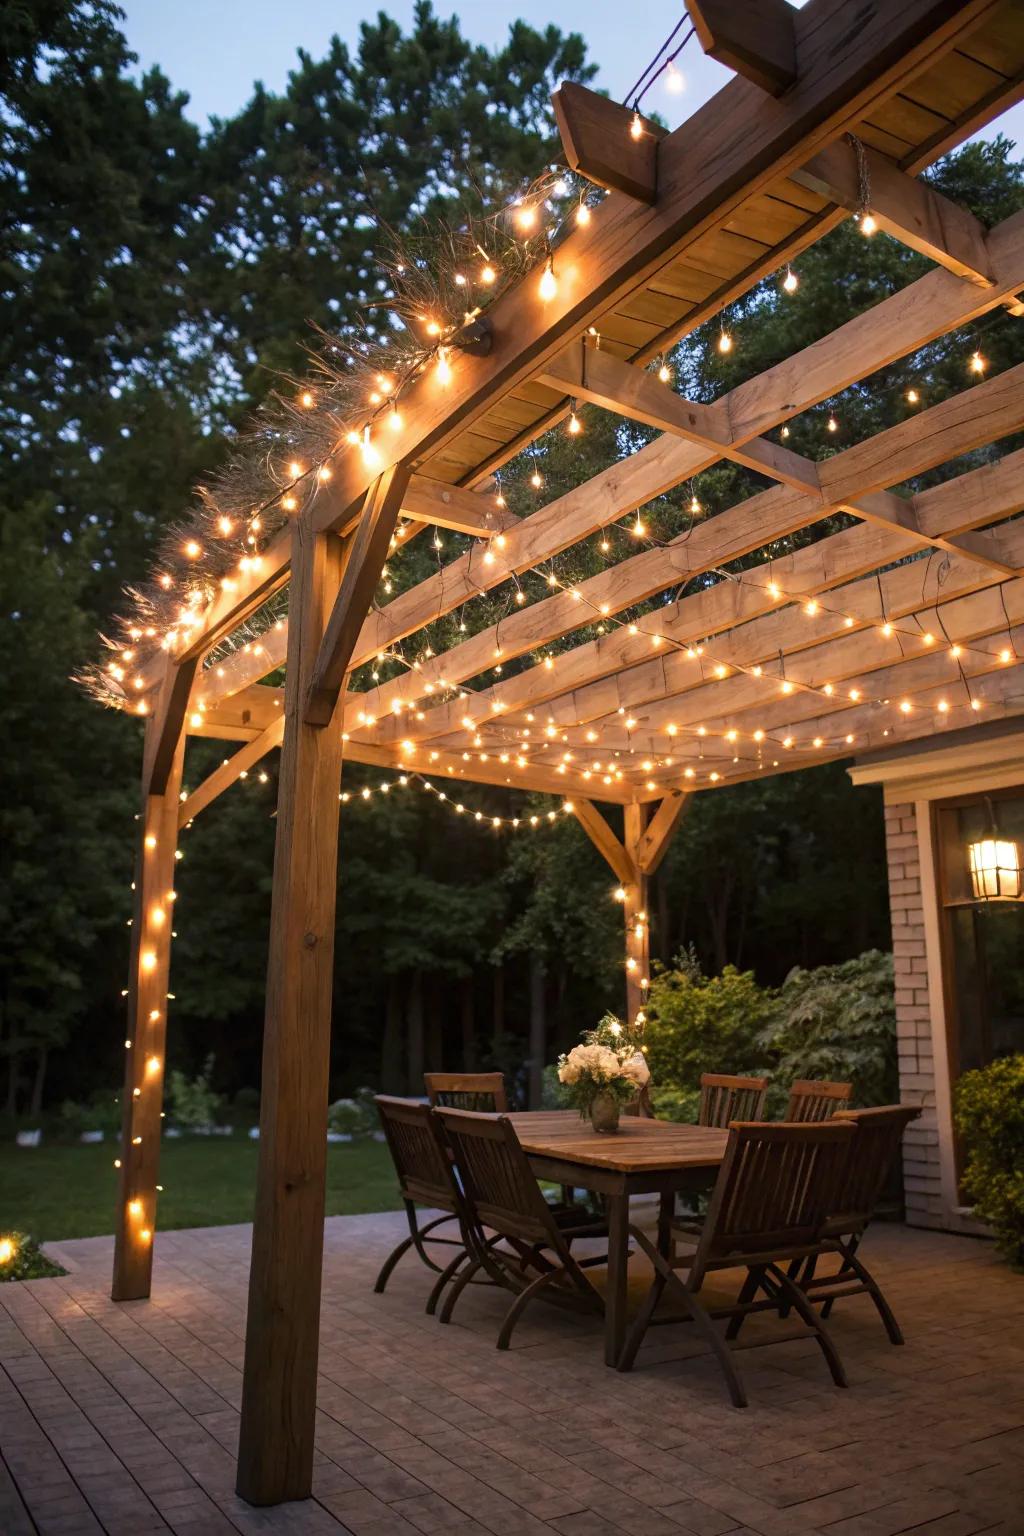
[618, 1227, 748, 1408]
[425, 1246, 469, 1316]
[724, 1266, 764, 1341]
[617, 1265, 667, 1374]
[768, 1264, 848, 1390]
[374, 1209, 456, 1292]
[496, 1268, 562, 1350]
[836, 1247, 905, 1345]
[438, 1255, 483, 1324]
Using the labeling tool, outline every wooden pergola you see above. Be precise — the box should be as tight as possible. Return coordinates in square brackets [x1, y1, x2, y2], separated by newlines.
[106, 0, 1024, 1509]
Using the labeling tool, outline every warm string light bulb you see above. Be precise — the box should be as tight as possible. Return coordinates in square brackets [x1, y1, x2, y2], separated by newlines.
[515, 203, 538, 233]
[782, 266, 798, 293]
[657, 361, 671, 384]
[576, 201, 591, 228]
[860, 211, 878, 236]
[567, 405, 582, 435]
[630, 109, 643, 141]
[436, 346, 452, 385]
[665, 60, 684, 94]
[970, 350, 986, 375]
[717, 329, 733, 355]
[538, 255, 558, 302]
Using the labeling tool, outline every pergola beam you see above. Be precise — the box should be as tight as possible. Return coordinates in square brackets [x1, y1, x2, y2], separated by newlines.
[686, 0, 797, 96]
[794, 138, 993, 286]
[178, 717, 285, 828]
[305, 466, 411, 726]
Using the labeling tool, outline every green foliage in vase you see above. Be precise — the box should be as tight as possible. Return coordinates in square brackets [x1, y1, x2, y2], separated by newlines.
[954, 1055, 1024, 1267]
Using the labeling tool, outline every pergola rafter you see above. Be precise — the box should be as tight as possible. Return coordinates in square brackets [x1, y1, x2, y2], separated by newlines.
[96, 0, 1024, 1510]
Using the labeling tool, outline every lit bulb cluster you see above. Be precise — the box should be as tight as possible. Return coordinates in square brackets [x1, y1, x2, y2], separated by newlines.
[338, 772, 577, 832]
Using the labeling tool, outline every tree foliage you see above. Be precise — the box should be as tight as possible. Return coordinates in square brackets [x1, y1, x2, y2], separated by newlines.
[2, 3, 1022, 1116]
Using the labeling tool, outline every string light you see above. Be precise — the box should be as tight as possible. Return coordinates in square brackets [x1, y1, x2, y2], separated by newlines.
[436, 347, 452, 385]
[576, 201, 591, 228]
[782, 266, 798, 293]
[860, 211, 878, 236]
[630, 110, 643, 141]
[665, 60, 684, 93]
[970, 350, 986, 375]
[539, 255, 558, 302]
[717, 328, 733, 354]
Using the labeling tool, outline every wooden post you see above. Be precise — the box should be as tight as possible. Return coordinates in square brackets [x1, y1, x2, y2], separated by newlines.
[236, 518, 346, 1506]
[622, 804, 651, 1028]
[111, 725, 185, 1301]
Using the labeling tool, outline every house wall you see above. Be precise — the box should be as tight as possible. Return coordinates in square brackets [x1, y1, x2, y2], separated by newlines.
[853, 726, 1024, 1236]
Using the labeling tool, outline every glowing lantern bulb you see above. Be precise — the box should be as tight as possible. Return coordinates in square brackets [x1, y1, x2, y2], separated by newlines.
[665, 61, 684, 94]
[480, 262, 496, 284]
[782, 266, 798, 293]
[718, 329, 733, 354]
[630, 110, 643, 141]
[657, 363, 671, 384]
[576, 202, 591, 228]
[568, 409, 582, 435]
[515, 203, 538, 232]
[538, 257, 557, 302]
[970, 350, 986, 375]
[860, 211, 877, 236]
[436, 347, 452, 385]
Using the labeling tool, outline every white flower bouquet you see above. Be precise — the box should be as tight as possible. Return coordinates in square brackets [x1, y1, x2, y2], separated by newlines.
[556, 1019, 650, 1131]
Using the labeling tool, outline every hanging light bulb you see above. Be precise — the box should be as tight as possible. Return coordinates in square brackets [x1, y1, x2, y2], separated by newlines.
[970, 350, 986, 375]
[436, 346, 452, 385]
[361, 425, 381, 467]
[630, 109, 643, 141]
[782, 266, 798, 293]
[657, 361, 671, 384]
[718, 329, 733, 354]
[689, 494, 701, 515]
[665, 61, 684, 94]
[906, 387, 919, 404]
[568, 405, 582, 435]
[530, 467, 543, 489]
[539, 254, 558, 302]
[632, 514, 645, 538]
[300, 390, 315, 409]
[576, 201, 591, 228]
[827, 415, 838, 432]
[480, 261, 497, 285]
[388, 399, 402, 431]
[860, 211, 878, 235]
[515, 203, 538, 233]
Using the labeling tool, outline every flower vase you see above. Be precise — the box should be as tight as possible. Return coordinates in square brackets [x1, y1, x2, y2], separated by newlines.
[589, 1091, 620, 1134]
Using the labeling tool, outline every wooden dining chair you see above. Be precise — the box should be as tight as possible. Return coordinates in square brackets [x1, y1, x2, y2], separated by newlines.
[618, 1119, 857, 1407]
[785, 1078, 853, 1122]
[424, 1072, 509, 1112]
[373, 1095, 467, 1295]
[698, 1073, 769, 1127]
[794, 1103, 922, 1343]
[432, 1106, 609, 1348]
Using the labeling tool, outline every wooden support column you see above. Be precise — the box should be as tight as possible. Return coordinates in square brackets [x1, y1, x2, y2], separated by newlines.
[622, 804, 652, 1029]
[236, 516, 347, 1507]
[111, 719, 186, 1301]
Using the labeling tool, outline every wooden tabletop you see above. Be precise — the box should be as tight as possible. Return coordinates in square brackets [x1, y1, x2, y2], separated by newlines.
[507, 1110, 729, 1172]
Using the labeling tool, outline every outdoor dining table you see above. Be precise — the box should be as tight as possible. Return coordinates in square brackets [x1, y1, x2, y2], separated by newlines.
[508, 1109, 730, 1365]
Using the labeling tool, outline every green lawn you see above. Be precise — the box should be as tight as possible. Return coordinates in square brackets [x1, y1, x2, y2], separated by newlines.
[0, 1136, 402, 1243]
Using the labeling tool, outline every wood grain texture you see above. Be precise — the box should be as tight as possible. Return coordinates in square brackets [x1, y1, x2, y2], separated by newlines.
[237, 520, 346, 1506]
[111, 727, 184, 1302]
[687, 0, 798, 96]
[508, 1109, 729, 1172]
[553, 84, 663, 203]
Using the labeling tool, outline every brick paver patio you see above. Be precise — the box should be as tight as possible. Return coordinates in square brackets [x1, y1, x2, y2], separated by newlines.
[1, 1213, 1021, 1535]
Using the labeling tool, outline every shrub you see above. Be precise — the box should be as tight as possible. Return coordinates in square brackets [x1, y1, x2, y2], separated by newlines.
[643, 953, 777, 1091]
[761, 950, 897, 1105]
[954, 1055, 1024, 1266]
[58, 1090, 121, 1138]
[650, 1086, 700, 1124]
[328, 1093, 378, 1137]
[0, 1232, 67, 1282]
[167, 1055, 221, 1130]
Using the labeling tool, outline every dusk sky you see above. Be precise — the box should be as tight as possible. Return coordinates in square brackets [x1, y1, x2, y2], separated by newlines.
[119, 1, 1022, 145]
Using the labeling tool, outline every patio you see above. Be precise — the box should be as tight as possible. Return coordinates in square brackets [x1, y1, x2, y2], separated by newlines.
[2, 1214, 1021, 1536]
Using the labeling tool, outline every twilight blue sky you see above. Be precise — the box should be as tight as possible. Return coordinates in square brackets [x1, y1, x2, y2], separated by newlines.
[119, 1, 1023, 146]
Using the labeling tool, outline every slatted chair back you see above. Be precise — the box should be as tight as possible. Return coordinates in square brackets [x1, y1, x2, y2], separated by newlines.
[433, 1106, 559, 1250]
[786, 1078, 853, 1122]
[692, 1120, 856, 1288]
[829, 1104, 922, 1232]
[375, 1095, 458, 1212]
[424, 1072, 509, 1113]
[699, 1073, 769, 1128]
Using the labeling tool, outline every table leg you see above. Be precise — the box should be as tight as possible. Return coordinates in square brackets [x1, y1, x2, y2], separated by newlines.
[657, 1190, 674, 1256]
[604, 1187, 629, 1367]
